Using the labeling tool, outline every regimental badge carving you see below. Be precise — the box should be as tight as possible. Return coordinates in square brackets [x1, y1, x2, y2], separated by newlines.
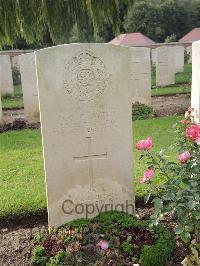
[64, 50, 109, 101]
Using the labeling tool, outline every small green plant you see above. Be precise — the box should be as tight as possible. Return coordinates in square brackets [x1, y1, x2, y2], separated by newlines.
[140, 226, 176, 266]
[132, 102, 155, 121]
[35, 229, 45, 244]
[122, 240, 134, 255]
[31, 245, 47, 265]
[47, 251, 72, 266]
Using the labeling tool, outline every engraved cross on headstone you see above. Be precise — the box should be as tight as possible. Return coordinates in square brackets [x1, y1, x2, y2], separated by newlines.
[74, 137, 107, 190]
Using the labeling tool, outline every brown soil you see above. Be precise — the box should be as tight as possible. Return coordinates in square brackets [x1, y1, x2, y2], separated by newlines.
[3, 109, 25, 124]
[152, 93, 191, 117]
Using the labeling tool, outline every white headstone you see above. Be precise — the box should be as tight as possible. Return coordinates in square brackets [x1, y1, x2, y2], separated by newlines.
[151, 48, 157, 65]
[11, 56, 20, 71]
[174, 46, 184, 73]
[19, 53, 40, 124]
[131, 47, 151, 105]
[35, 43, 134, 227]
[191, 41, 200, 123]
[156, 46, 175, 87]
[0, 55, 14, 95]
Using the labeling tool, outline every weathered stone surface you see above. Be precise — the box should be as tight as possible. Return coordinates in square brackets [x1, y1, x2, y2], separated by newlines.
[191, 41, 200, 123]
[0, 55, 14, 95]
[174, 46, 184, 73]
[151, 48, 157, 65]
[131, 47, 151, 105]
[11, 56, 20, 71]
[156, 46, 175, 87]
[35, 43, 134, 227]
[19, 53, 40, 124]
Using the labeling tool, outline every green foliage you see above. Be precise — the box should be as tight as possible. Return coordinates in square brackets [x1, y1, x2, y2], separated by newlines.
[31, 245, 47, 265]
[47, 251, 72, 266]
[31, 211, 176, 265]
[124, 1, 164, 42]
[0, 0, 199, 47]
[124, 0, 200, 42]
[0, 0, 133, 47]
[165, 33, 176, 43]
[132, 102, 155, 121]
[35, 229, 45, 244]
[122, 240, 134, 255]
[140, 226, 176, 266]
[137, 114, 200, 244]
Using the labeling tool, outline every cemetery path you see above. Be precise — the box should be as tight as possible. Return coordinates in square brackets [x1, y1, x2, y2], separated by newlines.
[152, 93, 190, 117]
[3, 109, 25, 124]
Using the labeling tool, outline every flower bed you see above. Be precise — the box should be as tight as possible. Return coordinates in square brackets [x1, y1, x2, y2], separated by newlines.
[31, 212, 176, 266]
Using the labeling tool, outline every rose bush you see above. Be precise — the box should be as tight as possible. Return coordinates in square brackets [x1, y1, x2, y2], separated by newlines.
[136, 108, 200, 262]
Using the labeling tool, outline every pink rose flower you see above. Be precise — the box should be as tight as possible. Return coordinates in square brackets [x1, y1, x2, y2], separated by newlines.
[140, 168, 154, 184]
[178, 151, 191, 164]
[97, 240, 109, 250]
[181, 119, 190, 125]
[136, 137, 153, 150]
[186, 124, 200, 141]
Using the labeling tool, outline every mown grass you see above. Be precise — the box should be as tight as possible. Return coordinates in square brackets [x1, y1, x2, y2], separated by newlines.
[2, 85, 24, 109]
[152, 84, 191, 96]
[0, 116, 179, 219]
[0, 129, 45, 219]
[152, 63, 191, 96]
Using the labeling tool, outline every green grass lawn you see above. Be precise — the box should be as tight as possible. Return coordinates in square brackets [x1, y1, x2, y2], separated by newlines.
[2, 85, 24, 109]
[151, 63, 191, 96]
[0, 116, 180, 219]
[151, 84, 191, 96]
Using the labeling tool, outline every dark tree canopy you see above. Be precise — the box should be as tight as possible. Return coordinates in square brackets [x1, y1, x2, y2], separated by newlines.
[124, 0, 200, 43]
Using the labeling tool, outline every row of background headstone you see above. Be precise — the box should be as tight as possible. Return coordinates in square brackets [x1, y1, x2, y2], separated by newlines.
[0, 45, 187, 126]
[16, 46, 152, 124]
